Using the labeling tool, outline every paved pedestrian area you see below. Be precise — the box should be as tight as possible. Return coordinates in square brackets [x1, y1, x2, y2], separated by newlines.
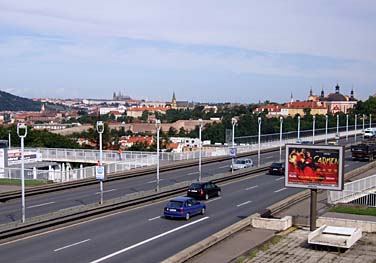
[245, 228, 376, 263]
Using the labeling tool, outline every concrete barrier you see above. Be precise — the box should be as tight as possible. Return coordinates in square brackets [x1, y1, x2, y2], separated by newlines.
[317, 217, 376, 233]
[251, 213, 292, 231]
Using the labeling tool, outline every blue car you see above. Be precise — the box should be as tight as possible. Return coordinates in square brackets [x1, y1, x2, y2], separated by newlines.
[164, 197, 206, 220]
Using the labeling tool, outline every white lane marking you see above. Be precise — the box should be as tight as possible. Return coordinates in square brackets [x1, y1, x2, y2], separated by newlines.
[245, 185, 258, 191]
[148, 216, 161, 221]
[236, 201, 252, 207]
[54, 239, 91, 252]
[89, 217, 210, 263]
[27, 202, 55, 209]
[147, 179, 164, 184]
[275, 177, 284, 181]
[206, 197, 221, 203]
[96, 189, 116, 194]
[345, 164, 350, 167]
[265, 156, 274, 159]
[274, 188, 287, 193]
[188, 172, 199, 175]
[219, 165, 229, 169]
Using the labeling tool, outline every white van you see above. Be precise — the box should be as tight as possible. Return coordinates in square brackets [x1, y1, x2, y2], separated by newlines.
[364, 128, 376, 138]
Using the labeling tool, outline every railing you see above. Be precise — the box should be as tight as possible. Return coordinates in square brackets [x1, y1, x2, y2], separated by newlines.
[3, 128, 362, 183]
[328, 174, 376, 207]
[0, 155, 158, 182]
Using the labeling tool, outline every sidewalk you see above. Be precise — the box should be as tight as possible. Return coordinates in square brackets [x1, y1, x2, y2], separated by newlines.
[188, 167, 376, 263]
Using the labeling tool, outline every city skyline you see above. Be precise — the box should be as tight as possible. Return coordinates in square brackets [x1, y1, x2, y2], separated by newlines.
[0, 1, 375, 102]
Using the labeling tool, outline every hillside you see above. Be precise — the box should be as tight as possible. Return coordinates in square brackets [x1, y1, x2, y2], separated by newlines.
[0, 90, 41, 111]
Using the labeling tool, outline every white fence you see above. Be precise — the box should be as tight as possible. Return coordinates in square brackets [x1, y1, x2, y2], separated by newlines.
[328, 174, 376, 207]
[3, 129, 361, 183]
[0, 155, 158, 182]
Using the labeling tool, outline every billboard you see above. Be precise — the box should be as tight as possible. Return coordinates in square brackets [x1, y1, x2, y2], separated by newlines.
[285, 144, 344, 191]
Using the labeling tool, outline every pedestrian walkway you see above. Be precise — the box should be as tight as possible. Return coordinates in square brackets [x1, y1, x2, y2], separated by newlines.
[246, 228, 376, 263]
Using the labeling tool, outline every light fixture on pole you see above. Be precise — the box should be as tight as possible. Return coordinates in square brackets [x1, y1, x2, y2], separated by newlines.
[336, 114, 339, 143]
[198, 119, 203, 182]
[297, 115, 301, 142]
[312, 115, 316, 144]
[363, 114, 365, 139]
[96, 121, 104, 205]
[355, 114, 358, 143]
[8, 129, 11, 149]
[258, 116, 262, 167]
[370, 114, 372, 128]
[346, 114, 349, 141]
[17, 123, 27, 223]
[325, 115, 328, 145]
[231, 118, 237, 173]
[279, 116, 283, 162]
[155, 119, 161, 191]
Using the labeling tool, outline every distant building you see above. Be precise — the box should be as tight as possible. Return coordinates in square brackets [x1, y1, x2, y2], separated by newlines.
[170, 92, 194, 110]
[113, 91, 131, 101]
[281, 101, 327, 116]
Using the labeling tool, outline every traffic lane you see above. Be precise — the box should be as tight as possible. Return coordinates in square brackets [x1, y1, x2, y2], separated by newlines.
[0, 146, 363, 223]
[0, 171, 299, 262]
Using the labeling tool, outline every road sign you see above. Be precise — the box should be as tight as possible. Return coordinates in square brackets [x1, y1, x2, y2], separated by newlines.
[96, 165, 105, 180]
[229, 147, 237, 158]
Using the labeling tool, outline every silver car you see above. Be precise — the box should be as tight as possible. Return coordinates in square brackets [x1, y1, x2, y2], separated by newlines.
[230, 158, 253, 170]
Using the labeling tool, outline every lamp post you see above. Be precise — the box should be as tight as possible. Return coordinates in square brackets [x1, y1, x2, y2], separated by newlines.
[17, 123, 27, 223]
[279, 116, 283, 162]
[231, 118, 237, 173]
[297, 115, 301, 142]
[370, 114, 372, 128]
[96, 121, 104, 205]
[258, 116, 262, 167]
[325, 115, 328, 145]
[155, 119, 161, 191]
[198, 119, 203, 182]
[346, 114, 349, 141]
[8, 129, 11, 149]
[336, 114, 339, 144]
[363, 114, 365, 139]
[355, 114, 358, 143]
[312, 115, 316, 144]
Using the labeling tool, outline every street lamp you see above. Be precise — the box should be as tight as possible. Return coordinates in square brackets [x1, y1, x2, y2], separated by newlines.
[8, 129, 11, 149]
[370, 114, 372, 128]
[155, 119, 161, 191]
[17, 123, 27, 223]
[279, 116, 283, 162]
[198, 119, 203, 182]
[325, 115, 328, 145]
[231, 118, 237, 173]
[355, 114, 358, 143]
[297, 115, 301, 142]
[96, 121, 104, 205]
[346, 114, 349, 141]
[336, 114, 339, 143]
[258, 116, 262, 167]
[363, 114, 365, 139]
[312, 115, 316, 144]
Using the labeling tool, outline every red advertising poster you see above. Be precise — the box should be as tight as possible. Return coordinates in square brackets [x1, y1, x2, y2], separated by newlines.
[285, 145, 344, 191]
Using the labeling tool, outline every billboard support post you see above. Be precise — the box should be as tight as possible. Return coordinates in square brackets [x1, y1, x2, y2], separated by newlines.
[310, 189, 317, 231]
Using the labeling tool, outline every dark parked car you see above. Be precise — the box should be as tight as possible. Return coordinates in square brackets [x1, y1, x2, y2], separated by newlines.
[269, 162, 285, 175]
[164, 197, 206, 220]
[187, 181, 221, 200]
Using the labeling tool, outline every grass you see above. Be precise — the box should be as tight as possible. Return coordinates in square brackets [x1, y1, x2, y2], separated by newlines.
[329, 204, 376, 216]
[0, 178, 48, 187]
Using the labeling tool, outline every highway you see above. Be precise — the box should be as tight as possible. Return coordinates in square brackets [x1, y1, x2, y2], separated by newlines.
[0, 140, 369, 262]
[0, 137, 363, 224]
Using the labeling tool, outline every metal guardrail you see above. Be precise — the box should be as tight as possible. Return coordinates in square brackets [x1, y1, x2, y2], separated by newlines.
[328, 174, 376, 206]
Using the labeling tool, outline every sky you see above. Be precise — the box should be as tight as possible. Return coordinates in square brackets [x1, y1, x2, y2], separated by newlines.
[0, 0, 375, 103]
